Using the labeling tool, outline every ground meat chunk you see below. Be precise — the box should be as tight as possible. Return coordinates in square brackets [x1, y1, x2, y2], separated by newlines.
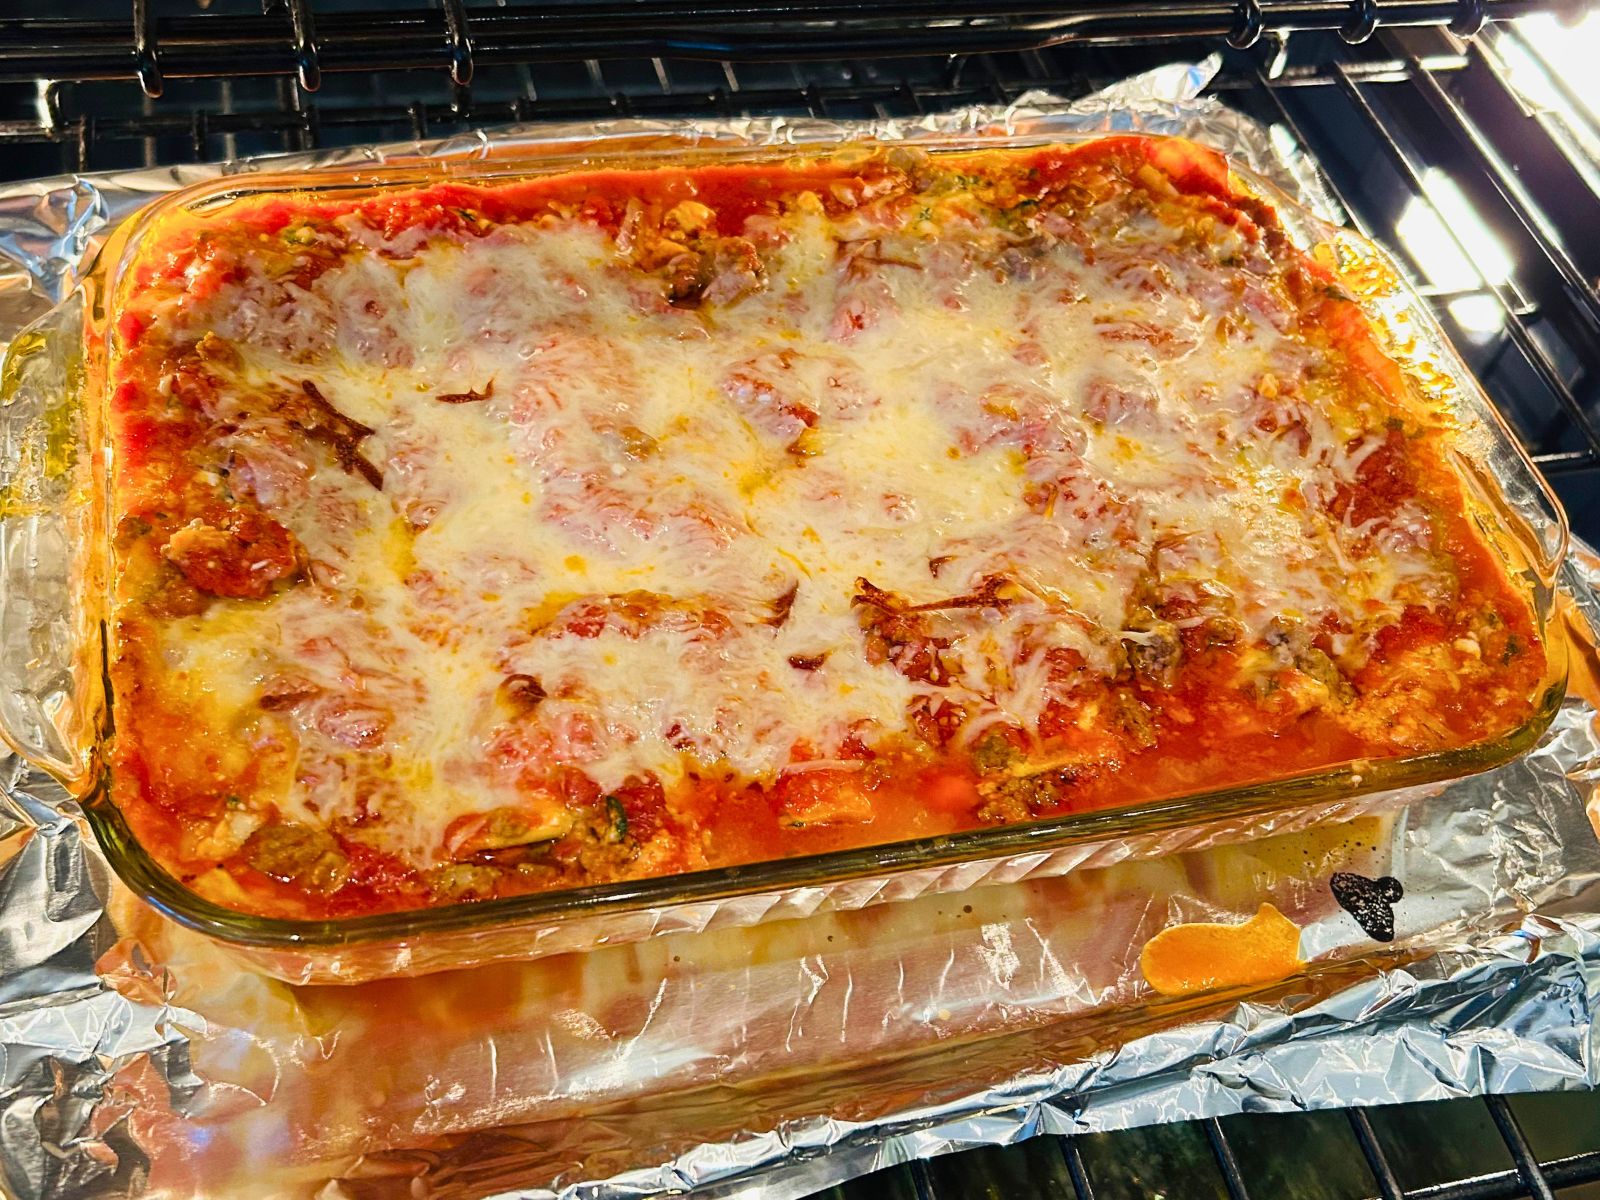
[160, 508, 301, 598]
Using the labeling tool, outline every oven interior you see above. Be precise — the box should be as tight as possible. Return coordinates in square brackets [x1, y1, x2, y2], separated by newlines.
[3, 3, 1600, 1197]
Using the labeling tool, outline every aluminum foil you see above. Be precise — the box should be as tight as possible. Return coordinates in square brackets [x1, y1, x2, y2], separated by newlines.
[1, 60, 1598, 1200]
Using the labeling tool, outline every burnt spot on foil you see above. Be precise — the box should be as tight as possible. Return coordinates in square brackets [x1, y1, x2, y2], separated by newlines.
[1330, 871, 1404, 942]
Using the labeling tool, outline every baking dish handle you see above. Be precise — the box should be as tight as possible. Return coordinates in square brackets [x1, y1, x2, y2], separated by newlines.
[0, 291, 103, 790]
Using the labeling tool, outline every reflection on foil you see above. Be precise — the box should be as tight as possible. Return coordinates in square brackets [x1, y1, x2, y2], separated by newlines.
[0, 61, 1597, 1200]
[2, 690, 1598, 1200]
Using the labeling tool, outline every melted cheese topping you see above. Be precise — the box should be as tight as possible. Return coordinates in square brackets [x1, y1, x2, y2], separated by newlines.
[108, 142, 1529, 897]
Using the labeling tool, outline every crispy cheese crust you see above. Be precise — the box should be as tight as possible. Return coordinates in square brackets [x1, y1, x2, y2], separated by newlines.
[106, 136, 1544, 918]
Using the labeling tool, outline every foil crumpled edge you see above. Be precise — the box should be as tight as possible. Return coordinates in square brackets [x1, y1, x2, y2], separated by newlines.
[595, 914, 1600, 1200]
[0, 58, 1595, 1200]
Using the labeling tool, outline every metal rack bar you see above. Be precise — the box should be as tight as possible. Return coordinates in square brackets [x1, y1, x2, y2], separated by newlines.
[1447, 40, 1600, 262]
[1269, 60, 1596, 474]
[440, 0, 476, 86]
[1329, 60, 1600, 472]
[1487, 21, 1600, 150]
[1403, 52, 1600, 347]
[0, 0, 1568, 92]
[873, 1115, 1600, 1198]
[907, 1157, 939, 1200]
[130, 0, 162, 99]
[907, 1110, 1600, 1198]
[1397, 1153, 1600, 1199]
[1058, 1135, 1097, 1199]
[1202, 1119, 1253, 1200]
[0, 56, 1464, 157]
[1484, 1097, 1558, 1200]
[283, 0, 323, 93]
[1347, 1109, 1407, 1200]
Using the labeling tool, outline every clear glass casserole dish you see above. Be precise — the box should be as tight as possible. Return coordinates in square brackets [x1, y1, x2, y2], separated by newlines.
[0, 125, 1569, 984]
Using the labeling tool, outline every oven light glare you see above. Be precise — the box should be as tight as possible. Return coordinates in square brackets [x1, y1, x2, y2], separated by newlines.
[1396, 194, 1479, 293]
[1446, 294, 1505, 334]
[1394, 166, 1513, 339]
[1509, 12, 1600, 118]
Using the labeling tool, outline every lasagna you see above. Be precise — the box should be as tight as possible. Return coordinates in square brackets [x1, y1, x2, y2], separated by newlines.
[105, 136, 1545, 919]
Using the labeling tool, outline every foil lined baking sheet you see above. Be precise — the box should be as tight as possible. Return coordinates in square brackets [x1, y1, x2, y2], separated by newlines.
[0, 60, 1597, 1199]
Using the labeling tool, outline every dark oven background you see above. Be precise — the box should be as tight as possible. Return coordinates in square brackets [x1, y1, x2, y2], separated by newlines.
[3, 3, 1600, 1198]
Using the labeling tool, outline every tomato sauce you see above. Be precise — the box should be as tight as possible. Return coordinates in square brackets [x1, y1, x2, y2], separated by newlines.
[103, 136, 1549, 921]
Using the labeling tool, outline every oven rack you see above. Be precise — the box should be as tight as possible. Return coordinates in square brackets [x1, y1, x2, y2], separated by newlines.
[861, 1093, 1600, 1199]
[0, 0, 1582, 96]
[2, 7, 1600, 1197]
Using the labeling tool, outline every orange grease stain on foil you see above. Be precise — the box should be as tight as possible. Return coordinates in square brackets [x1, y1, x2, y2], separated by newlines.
[1139, 903, 1305, 997]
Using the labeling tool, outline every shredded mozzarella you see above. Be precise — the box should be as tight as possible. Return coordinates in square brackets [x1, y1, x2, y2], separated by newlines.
[147, 165, 1454, 867]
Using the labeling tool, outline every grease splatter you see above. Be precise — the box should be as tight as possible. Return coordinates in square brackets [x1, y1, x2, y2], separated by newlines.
[1330, 871, 1403, 942]
[1139, 903, 1304, 997]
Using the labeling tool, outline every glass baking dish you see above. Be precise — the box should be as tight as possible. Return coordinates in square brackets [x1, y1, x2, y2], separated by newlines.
[0, 126, 1569, 984]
